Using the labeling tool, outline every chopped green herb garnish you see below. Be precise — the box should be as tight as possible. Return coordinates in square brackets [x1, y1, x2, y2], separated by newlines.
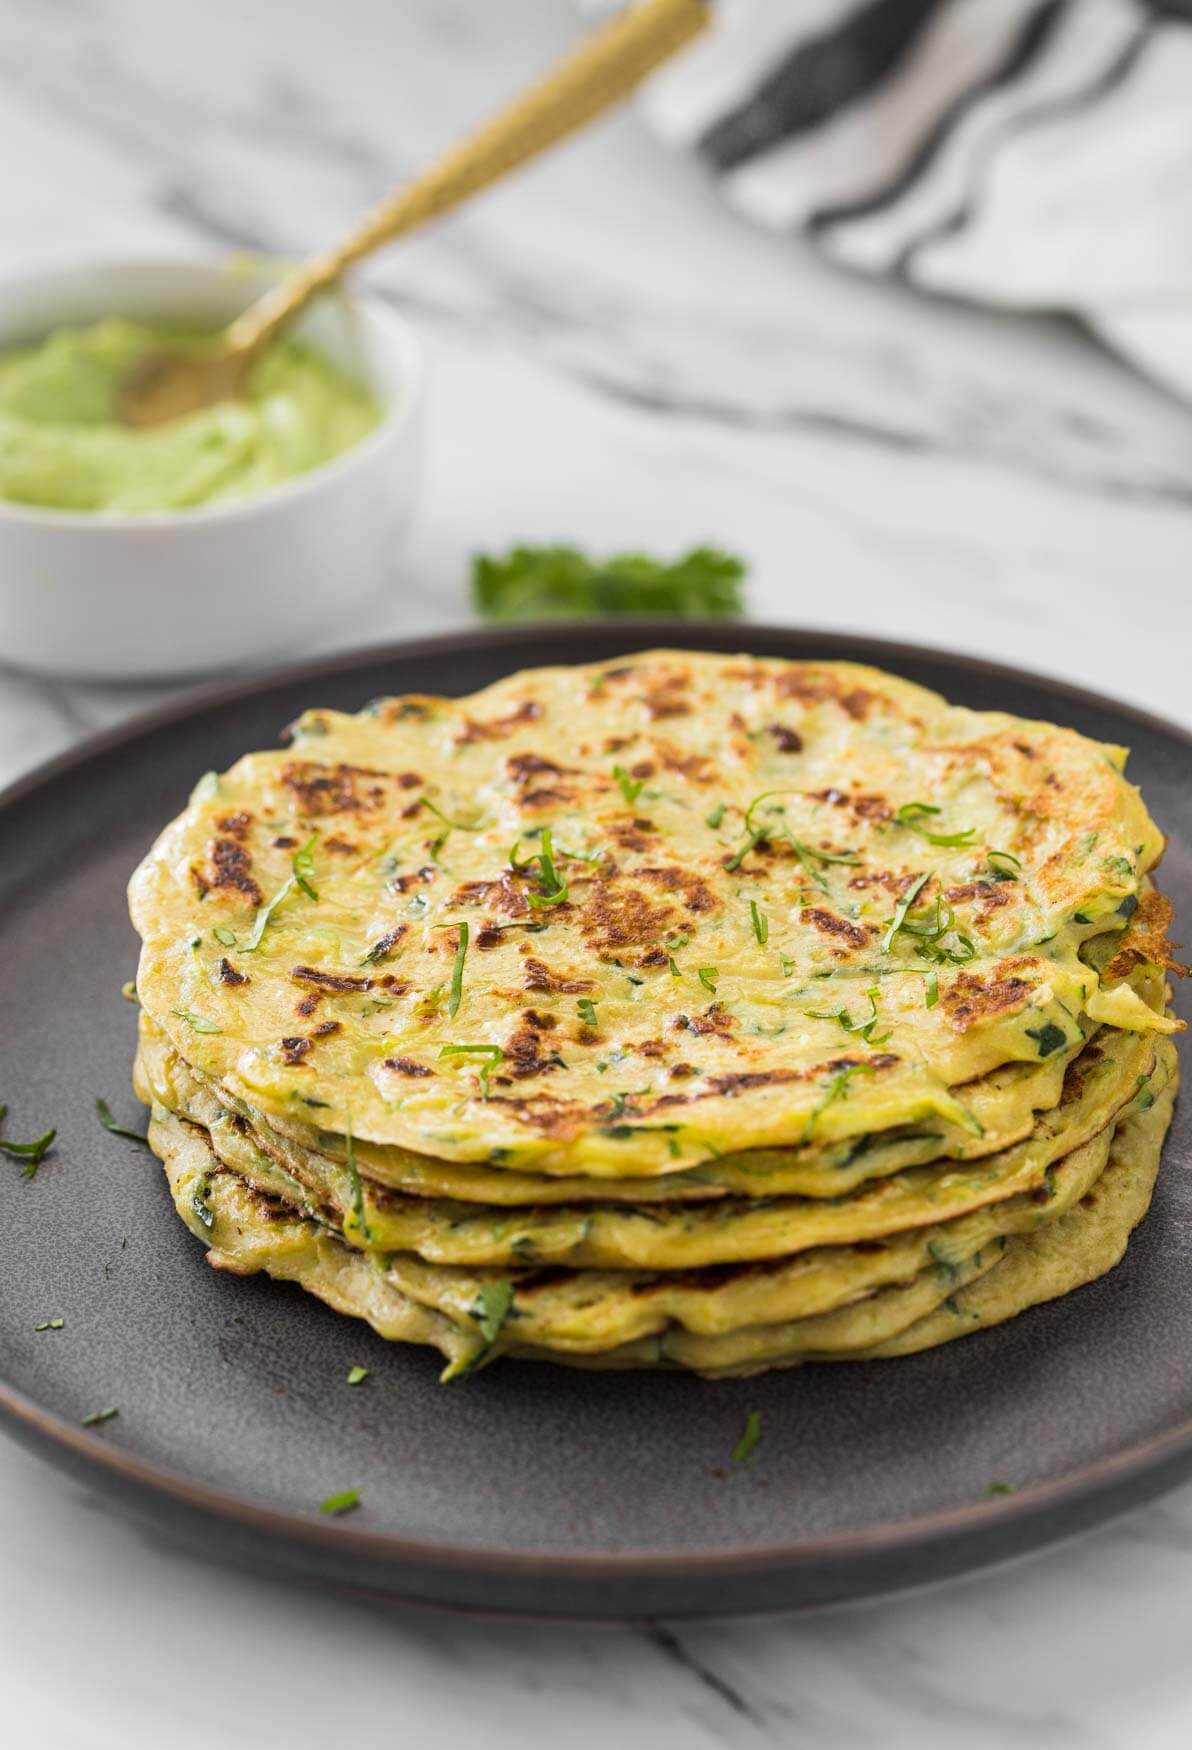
[81, 1407, 118, 1427]
[705, 802, 726, 830]
[172, 1008, 222, 1035]
[725, 825, 768, 873]
[880, 872, 931, 953]
[0, 1115, 57, 1178]
[612, 764, 645, 807]
[698, 966, 719, 994]
[319, 1488, 360, 1516]
[780, 954, 795, 977]
[806, 986, 889, 1045]
[212, 925, 238, 948]
[749, 900, 768, 945]
[346, 1365, 368, 1386]
[987, 850, 1022, 880]
[1025, 1022, 1067, 1058]
[577, 998, 598, 1027]
[439, 1043, 503, 1098]
[471, 543, 746, 621]
[447, 921, 469, 1018]
[242, 875, 297, 952]
[474, 1279, 515, 1345]
[292, 835, 319, 902]
[35, 1318, 64, 1331]
[803, 1061, 876, 1142]
[895, 803, 977, 848]
[924, 969, 939, 1009]
[419, 797, 484, 832]
[984, 1480, 1017, 1499]
[732, 1410, 761, 1464]
[343, 1110, 372, 1243]
[95, 1097, 148, 1146]
[788, 838, 861, 868]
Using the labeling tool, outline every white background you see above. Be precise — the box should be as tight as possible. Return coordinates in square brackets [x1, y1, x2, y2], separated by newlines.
[2, 1, 1192, 1743]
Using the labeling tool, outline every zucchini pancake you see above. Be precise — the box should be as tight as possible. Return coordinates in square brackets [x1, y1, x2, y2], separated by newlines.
[128, 651, 1183, 1378]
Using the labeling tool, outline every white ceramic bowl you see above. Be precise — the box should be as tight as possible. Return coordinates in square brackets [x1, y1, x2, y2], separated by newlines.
[0, 258, 424, 680]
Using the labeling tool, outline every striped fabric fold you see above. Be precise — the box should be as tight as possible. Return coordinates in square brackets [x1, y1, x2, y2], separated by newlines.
[616, 0, 1192, 398]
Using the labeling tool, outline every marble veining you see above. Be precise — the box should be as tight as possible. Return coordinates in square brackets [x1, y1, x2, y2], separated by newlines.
[2, 2, 1192, 1744]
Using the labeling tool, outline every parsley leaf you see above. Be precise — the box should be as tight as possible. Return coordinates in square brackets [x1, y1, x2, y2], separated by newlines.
[474, 1280, 516, 1345]
[577, 998, 598, 1027]
[172, 1008, 222, 1035]
[732, 1410, 762, 1464]
[292, 835, 319, 902]
[439, 1043, 503, 1098]
[895, 803, 977, 848]
[95, 1097, 148, 1146]
[613, 765, 645, 806]
[320, 1488, 360, 1516]
[471, 544, 746, 620]
[880, 872, 931, 953]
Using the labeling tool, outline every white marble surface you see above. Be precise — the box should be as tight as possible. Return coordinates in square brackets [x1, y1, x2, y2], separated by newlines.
[2, 1, 1192, 1744]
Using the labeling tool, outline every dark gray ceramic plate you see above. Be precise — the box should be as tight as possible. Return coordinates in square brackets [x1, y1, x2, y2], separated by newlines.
[1, 622, 1189, 1620]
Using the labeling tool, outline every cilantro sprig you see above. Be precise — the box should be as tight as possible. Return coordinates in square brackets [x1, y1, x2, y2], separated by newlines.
[471, 543, 746, 621]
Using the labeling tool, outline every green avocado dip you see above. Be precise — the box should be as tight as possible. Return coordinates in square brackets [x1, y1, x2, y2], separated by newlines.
[0, 318, 382, 514]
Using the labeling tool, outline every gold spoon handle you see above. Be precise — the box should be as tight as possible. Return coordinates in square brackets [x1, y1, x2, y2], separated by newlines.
[226, 0, 710, 356]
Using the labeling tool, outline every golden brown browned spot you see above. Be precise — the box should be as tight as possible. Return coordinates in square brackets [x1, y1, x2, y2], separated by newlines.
[803, 908, 871, 950]
[654, 741, 717, 784]
[581, 879, 678, 952]
[766, 724, 803, 753]
[635, 865, 718, 914]
[848, 869, 918, 896]
[506, 752, 575, 786]
[450, 874, 529, 917]
[639, 671, 692, 721]
[607, 823, 657, 853]
[670, 1003, 737, 1040]
[383, 1056, 432, 1077]
[502, 1011, 567, 1081]
[482, 1090, 589, 1137]
[311, 1020, 341, 1038]
[361, 924, 407, 964]
[943, 881, 1012, 911]
[272, 835, 297, 850]
[521, 788, 577, 809]
[215, 957, 248, 987]
[1060, 1044, 1101, 1106]
[290, 965, 375, 993]
[282, 761, 390, 817]
[812, 787, 893, 824]
[1104, 888, 1185, 981]
[941, 966, 1034, 1031]
[636, 1038, 672, 1059]
[208, 837, 262, 906]
[324, 837, 357, 855]
[523, 957, 596, 994]
[215, 811, 252, 840]
[279, 1036, 312, 1066]
[366, 695, 441, 728]
[294, 992, 321, 1017]
[774, 668, 879, 722]
[456, 699, 544, 744]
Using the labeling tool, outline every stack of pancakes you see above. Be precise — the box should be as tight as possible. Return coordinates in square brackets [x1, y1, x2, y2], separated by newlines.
[129, 652, 1181, 1378]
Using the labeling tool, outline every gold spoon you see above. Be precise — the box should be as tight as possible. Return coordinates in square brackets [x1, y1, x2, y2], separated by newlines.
[120, 0, 710, 428]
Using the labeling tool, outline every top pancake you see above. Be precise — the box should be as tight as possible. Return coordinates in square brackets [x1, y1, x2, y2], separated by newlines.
[128, 650, 1168, 1172]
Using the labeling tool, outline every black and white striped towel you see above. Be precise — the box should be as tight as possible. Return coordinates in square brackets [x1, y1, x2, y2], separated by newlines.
[623, 0, 1192, 399]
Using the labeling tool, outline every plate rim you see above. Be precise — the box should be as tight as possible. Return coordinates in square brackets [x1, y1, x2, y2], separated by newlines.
[3, 616, 1190, 1602]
